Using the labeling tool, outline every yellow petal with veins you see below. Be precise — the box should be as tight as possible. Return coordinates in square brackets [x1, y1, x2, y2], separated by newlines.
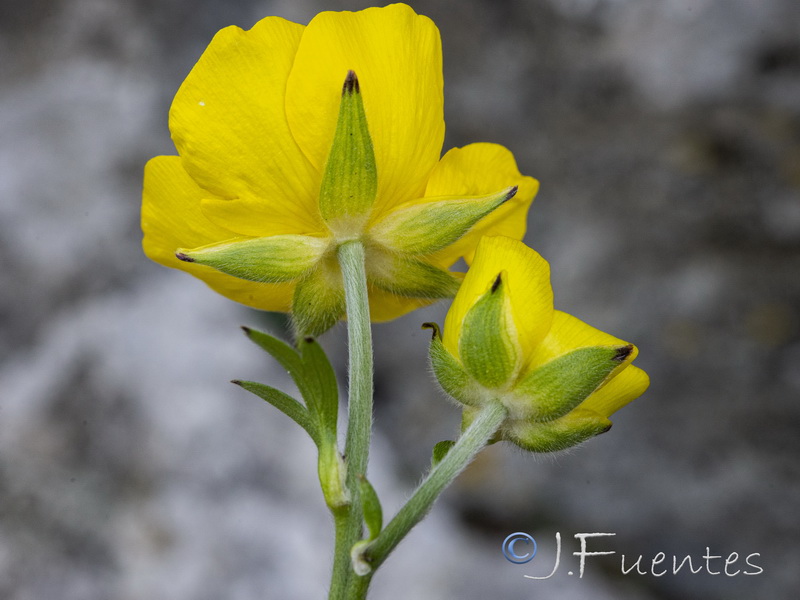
[142, 156, 293, 311]
[286, 4, 444, 218]
[169, 17, 324, 237]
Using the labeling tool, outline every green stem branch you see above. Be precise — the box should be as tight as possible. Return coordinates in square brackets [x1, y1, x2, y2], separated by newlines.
[350, 400, 508, 591]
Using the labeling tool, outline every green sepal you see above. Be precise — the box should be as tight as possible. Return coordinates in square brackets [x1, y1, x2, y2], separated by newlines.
[423, 323, 480, 406]
[176, 234, 326, 283]
[369, 186, 518, 255]
[358, 474, 383, 541]
[318, 70, 377, 228]
[511, 345, 634, 421]
[232, 380, 319, 446]
[367, 249, 461, 299]
[503, 408, 612, 453]
[431, 440, 455, 467]
[459, 273, 519, 389]
[291, 262, 346, 337]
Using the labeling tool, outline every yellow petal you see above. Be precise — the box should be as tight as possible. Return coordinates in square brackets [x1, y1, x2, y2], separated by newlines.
[367, 287, 435, 322]
[286, 4, 444, 218]
[580, 365, 650, 418]
[529, 310, 638, 366]
[142, 156, 293, 311]
[169, 17, 323, 236]
[425, 143, 538, 267]
[443, 236, 553, 363]
[142, 156, 236, 265]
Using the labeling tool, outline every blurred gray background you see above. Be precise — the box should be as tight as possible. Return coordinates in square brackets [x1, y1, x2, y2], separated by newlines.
[2, 0, 799, 598]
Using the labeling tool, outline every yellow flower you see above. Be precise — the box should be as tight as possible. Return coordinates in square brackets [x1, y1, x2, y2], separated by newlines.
[142, 4, 537, 334]
[427, 235, 649, 452]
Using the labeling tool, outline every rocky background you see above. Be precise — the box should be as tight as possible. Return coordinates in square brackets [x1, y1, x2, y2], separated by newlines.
[1, 0, 799, 598]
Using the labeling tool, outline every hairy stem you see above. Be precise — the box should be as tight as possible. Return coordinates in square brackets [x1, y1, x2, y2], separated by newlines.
[349, 401, 508, 593]
[329, 240, 374, 599]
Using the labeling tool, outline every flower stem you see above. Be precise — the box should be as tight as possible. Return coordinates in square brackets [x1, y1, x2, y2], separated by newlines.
[329, 240, 374, 600]
[349, 400, 508, 594]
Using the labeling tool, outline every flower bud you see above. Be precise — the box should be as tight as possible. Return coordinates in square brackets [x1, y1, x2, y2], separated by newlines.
[430, 236, 649, 453]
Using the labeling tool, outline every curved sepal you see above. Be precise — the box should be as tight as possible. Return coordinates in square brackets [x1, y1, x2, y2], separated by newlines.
[423, 323, 480, 406]
[459, 273, 519, 388]
[176, 234, 327, 282]
[369, 186, 517, 255]
[292, 263, 346, 337]
[510, 345, 634, 421]
[318, 70, 377, 229]
[367, 250, 461, 299]
[503, 408, 612, 453]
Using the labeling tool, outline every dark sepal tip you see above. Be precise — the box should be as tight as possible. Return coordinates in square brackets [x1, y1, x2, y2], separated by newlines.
[303, 336, 315, 344]
[491, 273, 503, 293]
[421, 322, 441, 340]
[612, 344, 635, 362]
[504, 185, 519, 201]
[240, 325, 252, 336]
[175, 252, 194, 263]
[230, 379, 243, 386]
[342, 70, 360, 95]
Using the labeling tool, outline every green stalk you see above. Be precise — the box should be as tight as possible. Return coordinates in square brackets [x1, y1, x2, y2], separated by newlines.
[329, 240, 374, 600]
[348, 400, 508, 595]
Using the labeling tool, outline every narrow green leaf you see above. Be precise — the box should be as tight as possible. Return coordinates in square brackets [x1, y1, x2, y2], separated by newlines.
[233, 380, 319, 446]
[358, 474, 383, 541]
[431, 440, 455, 467]
[299, 336, 339, 439]
[242, 326, 305, 379]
